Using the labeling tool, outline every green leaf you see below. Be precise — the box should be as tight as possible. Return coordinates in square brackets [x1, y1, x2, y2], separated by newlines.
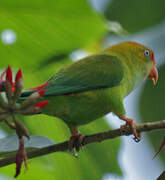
[138, 64, 165, 163]
[0, 0, 107, 69]
[104, 0, 165, 33]
[38, 53, 70, 69]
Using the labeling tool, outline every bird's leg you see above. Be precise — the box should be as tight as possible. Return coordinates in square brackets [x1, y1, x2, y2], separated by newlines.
[68, 125, 84, 151]
[119, 116, 141, 142]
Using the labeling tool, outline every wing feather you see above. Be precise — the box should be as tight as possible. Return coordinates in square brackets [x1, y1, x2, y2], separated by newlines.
[44, 54, 124, 96]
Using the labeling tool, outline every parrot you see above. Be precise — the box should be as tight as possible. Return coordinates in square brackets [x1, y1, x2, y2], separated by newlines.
[20, 41, 158, 150]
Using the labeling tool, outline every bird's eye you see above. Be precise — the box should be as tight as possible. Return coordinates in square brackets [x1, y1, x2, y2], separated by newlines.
[144, 50, 150, 57]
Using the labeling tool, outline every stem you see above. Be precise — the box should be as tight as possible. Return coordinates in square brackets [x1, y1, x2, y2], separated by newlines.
[0, 120, 165, 167]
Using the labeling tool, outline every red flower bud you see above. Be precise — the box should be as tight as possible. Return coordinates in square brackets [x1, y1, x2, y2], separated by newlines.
[15, 69, 22, 82]
[6, 66, 13, 84]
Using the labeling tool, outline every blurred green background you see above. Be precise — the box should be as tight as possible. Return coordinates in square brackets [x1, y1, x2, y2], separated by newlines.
[0, 0, 165, 179]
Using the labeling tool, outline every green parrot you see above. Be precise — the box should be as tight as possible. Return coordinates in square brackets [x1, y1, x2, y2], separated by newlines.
[20, 41, 158, 149]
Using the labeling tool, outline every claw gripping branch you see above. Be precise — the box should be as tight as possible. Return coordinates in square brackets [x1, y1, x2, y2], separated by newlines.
[0, 66, 49, 177]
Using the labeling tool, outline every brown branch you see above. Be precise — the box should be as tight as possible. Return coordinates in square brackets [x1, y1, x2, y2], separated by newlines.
[0, 120, 165, 168]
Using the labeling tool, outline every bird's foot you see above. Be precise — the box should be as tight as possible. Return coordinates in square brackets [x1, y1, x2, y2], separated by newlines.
[68, 133, 84, 152]
[120, 116, 141, 142]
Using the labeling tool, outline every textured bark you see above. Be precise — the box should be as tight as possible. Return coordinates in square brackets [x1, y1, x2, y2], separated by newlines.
[0, 120, 165, 167]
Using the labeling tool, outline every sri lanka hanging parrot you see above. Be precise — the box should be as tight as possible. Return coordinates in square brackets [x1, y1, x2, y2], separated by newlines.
[20, 41, 158, 150]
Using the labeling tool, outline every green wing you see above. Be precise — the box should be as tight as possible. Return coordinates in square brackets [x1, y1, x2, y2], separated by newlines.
[44, 54, 124, 96]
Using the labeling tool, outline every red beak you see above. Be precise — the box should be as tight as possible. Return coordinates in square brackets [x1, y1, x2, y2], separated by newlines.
[148, 66, 158, 85]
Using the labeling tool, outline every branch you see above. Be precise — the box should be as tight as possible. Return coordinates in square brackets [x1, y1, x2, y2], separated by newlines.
[0, 120, 165, 168]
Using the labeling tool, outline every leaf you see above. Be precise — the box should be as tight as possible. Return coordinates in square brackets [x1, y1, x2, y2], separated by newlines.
[104, 0, 165, 33]
[138, 63, 165, 163]
[0, 134, 78, 159]
[0, 0, 107, 69]
[38, 53, 70, 69]
[0, 134, 54, 156]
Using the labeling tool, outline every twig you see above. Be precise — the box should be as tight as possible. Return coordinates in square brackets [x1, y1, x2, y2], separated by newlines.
[0, 120, 165, 168]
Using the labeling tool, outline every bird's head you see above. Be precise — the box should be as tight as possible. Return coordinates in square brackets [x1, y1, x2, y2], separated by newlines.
[127, 42, 158, 85]
[105, 41, 158, 85]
